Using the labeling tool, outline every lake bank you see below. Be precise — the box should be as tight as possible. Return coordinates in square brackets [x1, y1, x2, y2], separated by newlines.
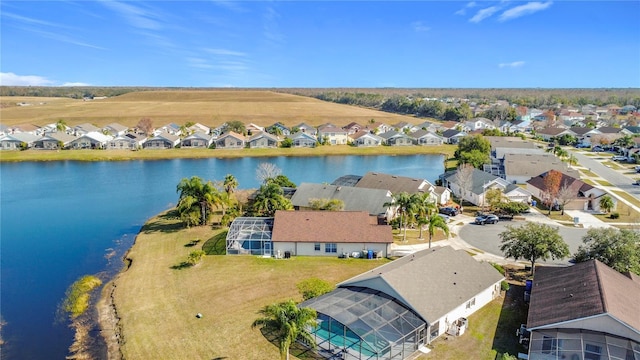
[0, 144, 454, 162]
[99, 210, 387, 359]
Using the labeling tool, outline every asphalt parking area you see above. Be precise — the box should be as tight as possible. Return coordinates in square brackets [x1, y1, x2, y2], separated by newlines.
[457, 219, 589, 265]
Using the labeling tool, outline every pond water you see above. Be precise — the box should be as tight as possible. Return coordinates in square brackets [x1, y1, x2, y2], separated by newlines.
[0, 154, 443, 359]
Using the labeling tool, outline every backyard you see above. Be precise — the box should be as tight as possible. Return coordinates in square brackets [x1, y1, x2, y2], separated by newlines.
[106, 210, 530, 360]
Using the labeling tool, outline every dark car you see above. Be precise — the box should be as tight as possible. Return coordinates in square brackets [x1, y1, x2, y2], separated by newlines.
[439, 207, 459, 216]
[474, 214, 499, 225]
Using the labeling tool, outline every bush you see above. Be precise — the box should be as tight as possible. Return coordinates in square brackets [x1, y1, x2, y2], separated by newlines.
[501, 280, 510, 292]
[491, 263, 505, 274]
[297, 278, 334, 301]
[187, 250, 206, 265]
[610, 212, 620, 219]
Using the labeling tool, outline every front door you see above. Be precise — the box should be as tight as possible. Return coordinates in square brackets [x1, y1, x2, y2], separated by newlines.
[264, 242, 272, 257]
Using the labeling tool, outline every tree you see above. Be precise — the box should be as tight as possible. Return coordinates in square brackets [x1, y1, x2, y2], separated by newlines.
[251, 183, 293, 217]
[455, 135, 491, 168]
[411, 193, 437, 240]
[252, 300, 317, 360]
[297, 278, 334, 301]
[459, 149, 490, 168]
[280, 138, 293, 148]
[599, 195, 614, 213]
[227, 120, 246, 134]
[256, 162, 282, 184]
[383, 192, 415, 242]
[268, 174, 297, 188]
[485, 188, 505, 211]
[613, 135, 634, 148]
[542, 170, 563, 214]
[572, 228, 640, 275]
[136, 117, 153, 135]
[427, 214, 449, 249]
[223, 174, 238, 195]
[55, 119, 67, 132]
[308, 198, 344, 211]
[187, 250, 206, 265]
[499, 222, 569, 276]
[176, 176, 221, 227]
[555, 182, 574, 215]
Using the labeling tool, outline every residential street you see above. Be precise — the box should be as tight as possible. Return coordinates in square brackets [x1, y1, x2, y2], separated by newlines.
[569, 149, 640, 199]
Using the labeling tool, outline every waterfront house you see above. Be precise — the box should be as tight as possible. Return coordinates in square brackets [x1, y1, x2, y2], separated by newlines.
[0, 132, 39, 150]
[33, 133, 76, 150]
[293, 122, 317, 136]
[247, 131, 278, 148]
[286, 132, 317, 148]
[107, 133, 147, 150]
[143, 132, 180, 149]
[410, 130, 444, 145]
[379, 131, 414, 146]
[350, 130, 383, 147]
[180, 132, 213, 148]
[215, 131, 246, 149]
[69, 131, 112, 149]
[317, 125, 348, 145]
[102, 123, 129, 137]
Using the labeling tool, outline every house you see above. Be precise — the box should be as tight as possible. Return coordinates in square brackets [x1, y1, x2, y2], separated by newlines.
[526, 260, 640, 360]
[210, 123, 228, 137]
[502, 154, 580, 184]
[349, 130, 383, 147]
[365, 122, 393, 134]
[266, 122, 290, 136]
[487, 136, 545, 160]
[410, 130, 444, 146]
[69, 131, 112, 149]
[247, 131, 278, 148]
[441, 129, 466, 144]
[301, 246, 504, 359]
[290, 182, 394, 220]
[535, 127, 572, 141]
[570, 126, 600, 146]
[293, 122, 317, 136]
[215, 131, 246, 149]
[415, 120, 438, 132]
[187, 123, 211, 135]
[11, 123, 44, 136]
[107, 133, 147, 150]
[379, 130, 414, 146]
[180, 132, 213, 148]
[464, 117, 495, 132]
[0, 132, 39, 150]
[342, 122, 363, 135]
[286, 132, 317, 148]
[442, 167, 531, 206]
[246, 123, 265, 134]
[143, 132, 180, 149]
[158, 123, 182, 136]
[317, 125, 348, 145]
[70, 123, 100, 136]
[33, 133, 76, 150]
[526, 171, 615, 212]
[225, 211, 393, 257]
[393, 121, 418, 133]
[354, 172, 434, 195]
[102, 123, 128, 137]
[439, 121, 460, 132]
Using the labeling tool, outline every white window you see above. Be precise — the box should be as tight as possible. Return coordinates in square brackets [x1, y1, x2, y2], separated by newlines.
[325, 243, 337, 253]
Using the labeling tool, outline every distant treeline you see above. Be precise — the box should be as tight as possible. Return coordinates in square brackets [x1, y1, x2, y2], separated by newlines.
[2, 86, 639, 109]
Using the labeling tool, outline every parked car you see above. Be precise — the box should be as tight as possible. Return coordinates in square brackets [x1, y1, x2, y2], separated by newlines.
[439, 207, 459, 216]
[437, 213, 451, 222]
[474, 214, 499, 225]
[612, 155, 628, 161]
[574, 143, 590, 148]
[633, 179, 640, 186]
[592, 146, 604, 152]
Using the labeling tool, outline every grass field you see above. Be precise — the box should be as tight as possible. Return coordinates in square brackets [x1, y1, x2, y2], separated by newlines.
[0, 144, 455, 162]
[0, 90, 431, 128]
[108, 210, 525, 360]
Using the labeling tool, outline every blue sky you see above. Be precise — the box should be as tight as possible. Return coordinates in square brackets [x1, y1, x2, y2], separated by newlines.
[1, 1, 639, 88]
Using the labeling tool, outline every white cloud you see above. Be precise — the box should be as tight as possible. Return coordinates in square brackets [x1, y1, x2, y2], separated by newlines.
[411, 21, 430, 32]
[499, 61, 525, 68]
[470, 6, 500, 23]
[263, 6, 284, 45]
[187, 57, 214, 69]
[2, 12, 72, 29]
[0, 72, 54, 86]
[455, 2, 477, 16]
[100, 1, 163, 30]
[204, 48, 247, 57]
[62, 82, 92, 86]
[499, 1, 553, 22]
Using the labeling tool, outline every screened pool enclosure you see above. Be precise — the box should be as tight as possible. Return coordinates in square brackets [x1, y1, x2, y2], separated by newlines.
[300, 286, 427, 360]
[226, 217, 274, 255]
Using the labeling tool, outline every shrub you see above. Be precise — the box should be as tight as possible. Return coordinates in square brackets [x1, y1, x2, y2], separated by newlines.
[501, 280, 510, 292]
[491, 263, 505, 274]
[297, 278, 334, 301]
[610, 212, 620, 219]
[187, 250, 206, 265]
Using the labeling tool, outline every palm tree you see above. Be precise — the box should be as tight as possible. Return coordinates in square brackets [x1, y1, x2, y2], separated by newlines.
[427, 214, 450, 249]
[176, 176, 221, 227]
[599, 195, 614, 214]
[412, 193, 437, 240]
[252, 183, 293, 217]
[252, 300, 317, 360]
[384, 192, 415, 242]
[56, 119, 67, 132]
[224, 174, 238, 195]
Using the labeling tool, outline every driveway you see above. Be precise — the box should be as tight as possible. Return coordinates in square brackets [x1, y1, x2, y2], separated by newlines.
[457, 218, 588, 265]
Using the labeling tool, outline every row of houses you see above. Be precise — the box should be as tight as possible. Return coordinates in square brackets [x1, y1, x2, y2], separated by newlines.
[440, 136, 615, 212]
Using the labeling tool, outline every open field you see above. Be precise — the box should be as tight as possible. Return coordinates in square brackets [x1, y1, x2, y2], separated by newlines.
[107, 210, 527, 360]
[0, 90, 431, 128]
[0, 144, 455, 162]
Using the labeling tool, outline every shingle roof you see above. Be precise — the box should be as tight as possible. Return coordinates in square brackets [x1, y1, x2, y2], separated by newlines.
[598, 126, 624, 134]
[536, 127, 568, 136]
[526, 171, 593, 195]
[442, 129, 464, 138]
[290, 183, 391, 216]
[486, 136, 538, 150]
[504, 154, 580, 178]
[443, 168, 502, 195]
[340, 246, 504, 323]
[354, 172, 432, 194]
[271, 211, 392, 244]
[528, 260, 640, 332]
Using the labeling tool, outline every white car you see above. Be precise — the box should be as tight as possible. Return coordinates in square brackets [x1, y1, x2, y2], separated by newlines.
[612, 155, 628, 161]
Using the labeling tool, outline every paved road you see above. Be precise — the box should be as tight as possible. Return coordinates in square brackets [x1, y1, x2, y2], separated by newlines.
[569, 149, 640, 199]
[457, 218, 587, 265]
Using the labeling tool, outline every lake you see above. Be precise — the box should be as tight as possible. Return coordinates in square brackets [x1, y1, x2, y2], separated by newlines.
[0, 154, 444, 359]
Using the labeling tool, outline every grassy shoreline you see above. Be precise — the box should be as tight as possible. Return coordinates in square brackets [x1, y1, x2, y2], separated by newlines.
[0, 144, 455, 162]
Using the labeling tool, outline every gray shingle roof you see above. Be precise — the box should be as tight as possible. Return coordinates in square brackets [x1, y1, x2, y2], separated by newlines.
[290, 183, 392, 216]
[354, 172, 432, 195]
[340, 246, 504, 323]
[444, 168, 502, 195]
